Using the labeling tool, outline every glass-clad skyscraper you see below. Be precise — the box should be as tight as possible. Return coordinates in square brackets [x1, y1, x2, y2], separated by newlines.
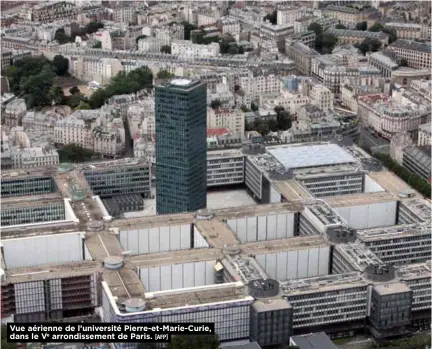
[155, 78, 207, 214]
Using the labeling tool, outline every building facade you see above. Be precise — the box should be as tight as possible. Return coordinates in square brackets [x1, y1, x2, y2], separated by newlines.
[387, 39, 432, 69]
[155, 79, 207, 214]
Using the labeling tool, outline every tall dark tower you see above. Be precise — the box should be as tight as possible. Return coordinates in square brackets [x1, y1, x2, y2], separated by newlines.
[155, 78, 207, 214]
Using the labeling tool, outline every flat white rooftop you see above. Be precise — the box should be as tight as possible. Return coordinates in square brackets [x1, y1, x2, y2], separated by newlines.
[267, 143, 357, 169]
[124, 190, 257, 218]
[171, 78, 191, 86]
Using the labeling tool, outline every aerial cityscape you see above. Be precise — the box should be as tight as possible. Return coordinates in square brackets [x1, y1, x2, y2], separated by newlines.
[0, 1, 431, 349]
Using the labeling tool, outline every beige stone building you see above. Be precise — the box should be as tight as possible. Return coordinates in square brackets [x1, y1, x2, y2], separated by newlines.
[387, 39, 432, 69]
[207, 107, 245, 136]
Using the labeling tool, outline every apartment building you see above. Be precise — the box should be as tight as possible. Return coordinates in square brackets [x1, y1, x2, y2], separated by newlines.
[340, 75, 389, 114]
[368, 51, 398, 78]
[238, 72, 281, 102]
[228, 7, 263, 28]
[137, 37, 161, 53]
[113, 5, 135, 24]
[384, 23, 423, 40]
[1, 49, 13, 70]
[207, 107, 245, 136]
[277, 8, 305, 26]
[260, 22, 294, 52]
[154, 23, 184, 46]
[171, 40, 220, 57]
[197, 13, 219, 27]
[323, 5, 364, 28]
[387, 39, 432, 69]
[54, 108, 126, 157]
[291, 31, 317, 49]
[418, 123, 431, 146]
[410, 79, 432, 102]
[29, 1, 78, 23]
[68, 56, 123, 85]
[294, 16, 318, 34]
[218, 17, 241, 35]
[326, 29, 390, 46]
[3, 98, 26, 127]
[261, 90, 310, 116]
[357, 94, 431, 140]
[311, 56, 381, 95]
[309, 84, 334, 111]
[9, 146, 59, 169]
[286, 41, 320, 76]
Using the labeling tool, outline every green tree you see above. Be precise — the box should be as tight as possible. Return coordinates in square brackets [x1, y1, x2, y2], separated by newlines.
[228, 44, 239, 55]
[355, 21, 368, 31]
[1, 326, 16, 349]
[256, 121, 270, 136]
[335, 23, 347, 29]
[319, 32, 338, 53]
[400, 58, 408, 66]
[263, 10, 277, 25]
[251, 102, 259, 111]
[156, 69, 174, 79]
[167, 334, 220, 349]
[268, 119, 279, 132]
[275, 106, 292, 130]
[358, 38, 382, 54]
[88, 88, 108, 109]
[371, 153, 431, 198]
[181, 21, 198, 40]
[69, 86, 80, 95]
[85, 21, 104, 34]
[75, 101, 91, 110]
[307, 22, 323, 35]
[54, 28, 73, 44]
[382, 27, 397, 44]
[368, 22, 384, 32]
[136, 34, 148, 44]
[210, 99, 222, 109]
[93, 40, 102, 49]
[160, 45, 172, 54]
[49, 86, 65, 105]
[87, 66, 153, 109]
[58, 144, 94, 163]
[52, 55, 69, 76]
[67, 93, 86, 109]
[241, 105, 250, 112]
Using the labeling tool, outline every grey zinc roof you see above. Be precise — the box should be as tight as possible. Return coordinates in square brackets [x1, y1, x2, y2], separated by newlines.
[326, 28, 389, 40]
[290, 332, 338, 349]
[267, 143, 357, 169]
[391, 39, 432, 53]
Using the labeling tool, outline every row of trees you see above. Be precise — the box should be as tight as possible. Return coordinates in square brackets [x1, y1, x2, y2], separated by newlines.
[54, 21, 104, 44]
[307, 23, 338, 54]
[5, 55, 69, 109]
[368, 22, 398, 44]
[263, 10, 277, 25]
[88, 66, 153, 109]
[366, 333, 431, 349]
[356, 38, 382, 55]
[374, 153, 431, 198]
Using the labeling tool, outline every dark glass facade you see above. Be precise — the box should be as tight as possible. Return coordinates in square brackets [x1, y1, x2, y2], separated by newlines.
[155, 79, 207, 214]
